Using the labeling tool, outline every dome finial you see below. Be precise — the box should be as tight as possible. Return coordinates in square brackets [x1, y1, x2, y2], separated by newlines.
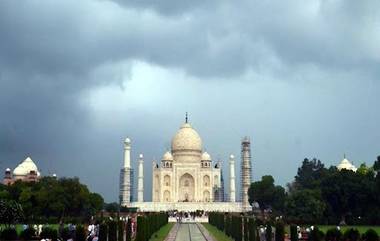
[185, 112, 188, 123]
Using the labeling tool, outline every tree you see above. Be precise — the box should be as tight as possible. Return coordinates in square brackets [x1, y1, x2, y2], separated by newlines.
[248, 175, 286, 213]
[1, 176, 104, 221]
[105, 202, 120, 213]
[285, 189, 326, 224]
[0, 200, 24, 226]
[373, 156, 380, 172]
[320, 169, 376, 224]
[294, 158, 327, 190]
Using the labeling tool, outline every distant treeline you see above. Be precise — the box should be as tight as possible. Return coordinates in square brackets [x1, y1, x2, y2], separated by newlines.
[0, 177, 104, 223]
[248, 156, 380, 224]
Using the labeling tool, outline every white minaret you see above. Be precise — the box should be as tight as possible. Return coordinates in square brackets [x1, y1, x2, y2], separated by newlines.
[137, 154, 144, 202]
[124, 138, 131, 168]
[241, 136, 252, 212]
[229, 154, 236, 202]
[120, 138, 132, 206]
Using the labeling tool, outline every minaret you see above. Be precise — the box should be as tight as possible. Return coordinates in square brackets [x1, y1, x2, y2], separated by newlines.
[241, 137, 252, 212]
[124, 138, 131, 168]
[229, 154, 236, 202]
[119, 138, 133, 206]
[137, 154, 144, 202]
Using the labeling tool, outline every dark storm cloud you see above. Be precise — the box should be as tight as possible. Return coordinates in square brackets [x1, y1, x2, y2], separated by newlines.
[0, 0, 379, 201]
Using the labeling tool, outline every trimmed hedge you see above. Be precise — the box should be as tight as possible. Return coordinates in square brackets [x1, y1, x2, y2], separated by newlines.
[325, 228, 342, 241]
[209, 212, 256, 241]
[20, 227, 36, 240]
[136, 212, 168, 241]
[362, 229, 379, 241]
[75, 225, 86, 241]
[40, 227, 58, 241]
[343, 228, 360, 241]
[0, 228, 18, 240]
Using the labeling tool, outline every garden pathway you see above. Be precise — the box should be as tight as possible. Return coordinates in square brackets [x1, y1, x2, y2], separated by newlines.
[173, 223, 215, 241]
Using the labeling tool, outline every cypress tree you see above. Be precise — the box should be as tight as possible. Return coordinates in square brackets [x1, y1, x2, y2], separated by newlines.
[266, 224, 272, 241]
[290, 225, 298, 241]
[275, 222, 284, 241]
[249, 218, 257, 241]
[136, 216, 144, 241]
[108, 221, 117, 241]
[118, 221, 124, 241]
[244, 217, 249, 241]
[99, 223, 108, 241]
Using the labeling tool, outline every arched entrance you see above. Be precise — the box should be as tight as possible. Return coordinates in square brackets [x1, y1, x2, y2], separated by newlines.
[179, 173, 195, 202]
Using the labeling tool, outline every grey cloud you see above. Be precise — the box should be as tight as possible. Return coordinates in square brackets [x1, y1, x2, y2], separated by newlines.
[0, 0, 379, 201]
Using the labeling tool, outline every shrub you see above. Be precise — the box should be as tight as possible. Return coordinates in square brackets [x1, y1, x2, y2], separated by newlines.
[75, 225, 86, 241]
[325, 228, 342, 241]
[20, 227, 36, 240]
[40, 227, 58, 241]
[343, 228, 360, 241]
[290, 225, 298, 241]
[309, 227, 324, 241]
[0, 228, 18, 240]
[362, 229, 379, 241]
[61, 227, 71, 241]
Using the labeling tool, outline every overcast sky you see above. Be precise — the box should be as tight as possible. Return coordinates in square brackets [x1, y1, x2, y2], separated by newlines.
[1, 0, 379, 202]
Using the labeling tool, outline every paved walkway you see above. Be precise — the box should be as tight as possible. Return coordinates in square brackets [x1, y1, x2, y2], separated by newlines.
[172, 223, 215, 241]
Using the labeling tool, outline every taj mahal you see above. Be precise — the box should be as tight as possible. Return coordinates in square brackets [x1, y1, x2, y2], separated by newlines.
[119, 117, 252, 212]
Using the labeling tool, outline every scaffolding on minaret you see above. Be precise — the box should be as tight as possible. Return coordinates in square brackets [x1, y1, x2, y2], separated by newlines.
[240, 136, 252, 212]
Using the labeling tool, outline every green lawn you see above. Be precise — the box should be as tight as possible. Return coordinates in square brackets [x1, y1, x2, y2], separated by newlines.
[149, 223, 175, 241]
[202, 223, 234, 241]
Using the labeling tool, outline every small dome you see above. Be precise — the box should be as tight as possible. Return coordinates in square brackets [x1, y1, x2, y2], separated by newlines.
[229, 154, 235, 159]
[13, 157, 39, 176]
[337, 158, 357, 172]
[201, 152, 211, 161]
[171, 123, 202, 153]
[124, 138, 131, 144]
[5, 168, 11, 172]
[139, 154, 144, 159]
[162, 151, 174, 161]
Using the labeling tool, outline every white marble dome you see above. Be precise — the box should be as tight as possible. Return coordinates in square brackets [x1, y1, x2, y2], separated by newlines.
[162, 151, 174, 161]
[171, 123, 202, 153]
[337, 158, 357, 172]
[201, 152, 211, 161]
[13, 157, 40, 177]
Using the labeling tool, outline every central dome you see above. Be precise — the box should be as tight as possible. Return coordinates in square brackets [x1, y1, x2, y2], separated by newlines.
[171, 123, 202, 153]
